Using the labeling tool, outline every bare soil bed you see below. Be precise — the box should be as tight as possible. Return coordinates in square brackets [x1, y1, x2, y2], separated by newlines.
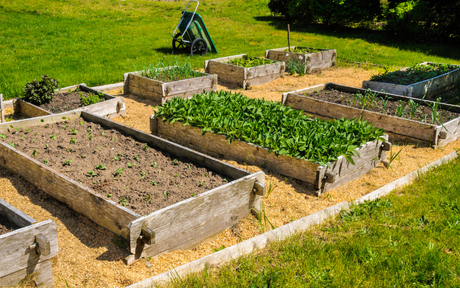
[33, 90, 100, 113]
[1, 118, 229, 215]
[304, 87, 460, 123]
[0, 214, 18, 235]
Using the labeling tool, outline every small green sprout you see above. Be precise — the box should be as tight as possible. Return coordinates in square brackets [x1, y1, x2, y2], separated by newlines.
[191, 194, 196, 197]
[127, 162, 133, 168]
[101, 131, 104, 136]
[70, 137, 77, 144]
[151, 162, 157, 168]
[70, 128, 77, 135]
[0, 134, 5, 139]
[145, 193, 151, 203]
[141, 171, 146, 178]
[118, 153, 124, 157]
[80, 121, 84, 125]
[134, 156, 139, 162]
[150, 181, 157, 186]
[118, 198, 127, 207]
[113, 156, 119, 161]
[50, 134, 57, 140]
[30, 139, 35, 143]
[199, 180, 205, 187]
[110, 137, 114, 141]
[10, 142, 15, 148]
[32, 149, 38, 156]
[187, 164, 191, 169]
[81, 155, 86, 158]
[163, 191, 168, 197]
[63, 159, 72, 166]
[62, 125, 66, 130]
[96, 164, 107, 170]
[43, 159, 48, 164]
[143, 143, 149, 151]
[115, 168, 123, 176]
[173, 159, 179, 165]
[87, 170, 97, 178]
[107, 194, 112, 197]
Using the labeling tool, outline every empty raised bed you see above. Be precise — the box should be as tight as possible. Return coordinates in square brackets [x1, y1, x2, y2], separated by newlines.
[0, 198, 58, 287]
[265, 46, 337, 74]
[0, 111, 264, 262]
[150, 91, 390, 195]
[204, 54, 285, 89]
[283, 83, 460, 147]
[14, 83, 126, 119]
[124, 66, 217, 105]
[363, 62, 460, 100]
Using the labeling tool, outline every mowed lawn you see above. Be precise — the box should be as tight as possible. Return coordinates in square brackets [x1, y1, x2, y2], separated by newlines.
[170, 159, 460, 287]
[1, 0, 460, 99]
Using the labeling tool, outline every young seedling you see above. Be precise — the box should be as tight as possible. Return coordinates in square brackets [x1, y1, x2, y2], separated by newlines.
[134, 156, 139, 162]
[63, 159, 72, 166]
[145, 193, 151, 203]
[80, 121, 84, 125]
[43, 159, 48, 165]
[0, 134, 5, 139]
[118, 153, 124, 157]
[127, 162, 134, 168]
[150, 181, 157, 186]
[113, 156, 119, 161]
[187, 164, 191, 169]
[32, 149, 38, 156]
[66, 148, 71, 152]
[34, 132, 38, 136]
[70, 128, 78, 135]
[199, 180, 205, 187]
[107, 194, 112, 197]
[110, 137, 114, 142]
[62, 125, 66, 130]
[50, 134, 57, 140]
[30, 139, 35, 143]
[174, 173, 178, 177]
[87, 170, 97, 178]
[118, 198, 127, 207]
[10, 142, 15, 148]
[222, 178, 227, 182]
[173, 159, 179, 165]
[151, 162, 157, 168]
[141, 171, 146, 178]
[101, 131, 105, 136]
[143, 143, 149, 151]
[81, 155, 86, 158]
[163, 191, 168, 197]
[114, 168, 123, 176]
[96, 164, 107, 170]
[191, 194, 196, 197]
[70, 137, 77, 144]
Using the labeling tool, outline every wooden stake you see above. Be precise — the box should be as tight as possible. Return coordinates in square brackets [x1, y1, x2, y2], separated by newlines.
[287, 24, 291, 52]
[0, 94, 4, 123]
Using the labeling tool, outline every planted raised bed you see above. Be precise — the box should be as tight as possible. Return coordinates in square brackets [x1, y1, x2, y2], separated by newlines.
[363, 62, 460, 100]
[0, 198, 58, 287]
[0, 111, 264, 262]
[124, 66, 217, 105]
[150, 91, 390, 195]
[204, 54, 285, 89]
[265, 46, 337, 74]
[283, 83, 460, 147]
[14, 84, 126, 119]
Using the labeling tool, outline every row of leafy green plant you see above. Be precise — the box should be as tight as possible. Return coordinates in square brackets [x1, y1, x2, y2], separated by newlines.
[284, 47, 323, 54]
[139, 57, 202, 82]
[23, 75, 103, 106]
[370, 63, 459, 85]
[228, 55, 275, 68]
[155, 90, 385, 166]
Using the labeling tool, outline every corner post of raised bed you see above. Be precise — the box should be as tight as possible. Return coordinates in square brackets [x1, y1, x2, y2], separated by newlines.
[123, 72, 131, 95]
[0, 94, 4, 123]
[150, 114, 159, 135]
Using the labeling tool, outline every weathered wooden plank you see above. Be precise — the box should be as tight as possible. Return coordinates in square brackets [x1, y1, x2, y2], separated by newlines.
[436, 117, 460, 147]
[154, 116, 320, 184]
[0, 220, 58, 278]
[362, 81, 413, 97]
[84, 96, 126, 119]
[204, 54, 247, 67]
[0, 143, 139, 237]
[0, 259, 54, 288]
[14, 99, 52, 118]
[127, 172, 261, 255]
[0, 94, 4, 123]
[265, 47, 336, 73]
[128, 85, 164, 103]
[247, 63, 285, 79]
[162, 74, 217, 96]
[0, 198, 36, 227]
[206, 60, 245, 83]
[283, 90, 436, 142]
[126, 73, 163, 95]
[246, 73, 284, 89]
[0, 111, 81, 134]
[83, 112, 251, 181]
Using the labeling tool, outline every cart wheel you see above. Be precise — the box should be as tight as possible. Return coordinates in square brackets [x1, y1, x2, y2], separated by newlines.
[191, 39, 208, 56]
[172, 33, 186, 52]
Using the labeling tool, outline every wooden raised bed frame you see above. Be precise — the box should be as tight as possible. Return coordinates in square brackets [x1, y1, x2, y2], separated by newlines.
[150, 115, 390, 196]
[123, 67, 218, 105]
[282, 83, 460, 148]
[265, 46, 337, 74]
[204, 54, 285, 90]
[13, 84, 126, 119]
[362, 62, 460, 100]
[0, 198, 58, 287]
[0, 111, 265, 263]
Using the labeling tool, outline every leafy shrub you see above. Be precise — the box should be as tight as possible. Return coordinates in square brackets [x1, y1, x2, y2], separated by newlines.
[23, 75, 59, 105]
[156, 90, 385, 166]
[80, 92, 104, 106]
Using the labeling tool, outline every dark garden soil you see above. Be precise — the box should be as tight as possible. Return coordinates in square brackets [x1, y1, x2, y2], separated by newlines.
[0, 214, 19, 235]
[1, 118, 231, 215]
[33, 91, 102, 113]
[303, 88, 460, 124]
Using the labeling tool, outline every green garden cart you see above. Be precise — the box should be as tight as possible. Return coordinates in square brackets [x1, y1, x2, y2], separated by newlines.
[172, 0, 218, 56]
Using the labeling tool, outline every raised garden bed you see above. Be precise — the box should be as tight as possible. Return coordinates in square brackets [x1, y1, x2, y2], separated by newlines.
[123, 66, 217, 105]
[0, 111, 265, 262]
[13, 84, 126, 119]
[265, 46, 337, 74]
[363, 62, 460, 100]
[150, 91, 390, 195]
[0, 198, 58, 287]
[204, 54, 285, 89]
[282, 83, 460, 147]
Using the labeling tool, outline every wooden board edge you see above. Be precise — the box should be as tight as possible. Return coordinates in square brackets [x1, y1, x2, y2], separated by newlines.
[0, 198, 36, 227]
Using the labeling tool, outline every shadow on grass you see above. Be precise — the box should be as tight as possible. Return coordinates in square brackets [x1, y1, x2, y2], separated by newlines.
[253, 16, 460, 61]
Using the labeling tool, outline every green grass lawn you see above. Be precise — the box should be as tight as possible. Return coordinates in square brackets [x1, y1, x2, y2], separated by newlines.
[169, 158, 460, 287]
[1, 0, 460, 99]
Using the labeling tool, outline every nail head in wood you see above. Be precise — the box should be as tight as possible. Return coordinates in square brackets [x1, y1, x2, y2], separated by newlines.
[140, 228, 155, 245]
[324, 172, 336, 183]
[35, 234, 51, 256]
[381, 141, 392, 151]
[253, 182, 266, 196]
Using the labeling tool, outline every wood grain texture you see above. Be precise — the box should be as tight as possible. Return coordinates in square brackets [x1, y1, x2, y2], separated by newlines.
[362, 81, 413, 97]
[127, 172, 262, 256]
[0, 111, 81, 133]
[0, 259, 54, 288]
[283, 83, 460, 146]
[0, 198, 36, 227]
[0, 142, 139, 238]
[14, 99, 52, 118]
[436, 117, 460, 147]
[0, 220, 58, 278]
[265, 47, 336, 73]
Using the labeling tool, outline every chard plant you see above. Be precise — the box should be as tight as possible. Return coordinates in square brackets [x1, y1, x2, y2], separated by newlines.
[228, 55, 275, 68]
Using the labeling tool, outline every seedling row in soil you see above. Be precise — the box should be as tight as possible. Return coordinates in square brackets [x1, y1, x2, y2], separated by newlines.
[1, 118, 231, 215]
[228, 56, 275, 68]
[139, 57, 202, 82]
[304, 88, 460, 124]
